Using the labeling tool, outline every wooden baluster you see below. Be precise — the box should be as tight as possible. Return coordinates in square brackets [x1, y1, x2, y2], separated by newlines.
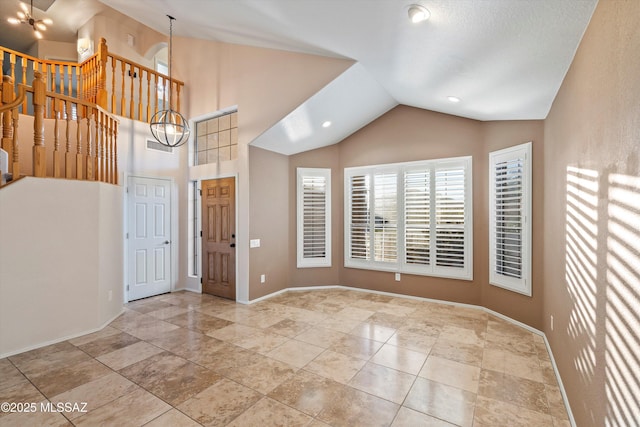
[11, 109, 19, 179]
[32, 71, 46, 177]
[94, 111, 100, 181]
[74, 65, 80, 99]
[52, 99, 61, 177]
[146, 71, 151, 122]
[129, 63, 135, 119]
[120, 61, 126, 117]
[153, 74, 159, 117]
[85, 111, 94, 181]
[106, 118, 112, 183]
[176, 81, 181, 114]
[60, 64, 66, 95]
[113, 121, 118, 185]
[98, 111, 105, 182]
[0, 52, 3, 78]
[9, 53, 16, 86]
[96, 38, 108, 108]
[65, 100, 73, 178]
[137, 67, 143, 121]
[1, 76, 15, 170]
[20, 57, 27, 112]
[75, 104, 83, 179]
[111, 57, 116, 114]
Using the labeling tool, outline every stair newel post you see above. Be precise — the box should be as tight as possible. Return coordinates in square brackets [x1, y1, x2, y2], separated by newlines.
[76, 105, 83, 180]
[32, 71, 46, 177]
[52, 99, 61, 177]
[96, 38, 108, 110]
[65, 100, 73, 178]
[11, 109, 19, 179]
[2, 76, 15, 172]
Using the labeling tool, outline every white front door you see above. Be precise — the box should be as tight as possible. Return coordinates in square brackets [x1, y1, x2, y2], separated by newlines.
[127, 176, 171, 301]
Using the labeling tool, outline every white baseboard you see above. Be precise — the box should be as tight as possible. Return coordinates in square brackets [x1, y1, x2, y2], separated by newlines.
[246, 284, 574, 425]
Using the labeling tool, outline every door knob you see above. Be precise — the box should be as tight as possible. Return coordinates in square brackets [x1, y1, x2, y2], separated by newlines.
[164, 240, 170, 244]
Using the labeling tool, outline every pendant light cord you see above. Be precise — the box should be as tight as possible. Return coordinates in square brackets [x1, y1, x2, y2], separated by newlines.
[167, 14, 175, 111]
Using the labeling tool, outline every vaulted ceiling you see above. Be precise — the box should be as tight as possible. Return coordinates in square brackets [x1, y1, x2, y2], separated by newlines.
[0, 0, 598, 155]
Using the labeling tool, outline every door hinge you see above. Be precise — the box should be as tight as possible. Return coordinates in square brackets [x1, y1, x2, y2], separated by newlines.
[199, 189, 202, 196]
[126, 232, 129, 239]
[126, 284, 130, 291]
[200, 277, 202, 284]
[200, 230, 202, 237]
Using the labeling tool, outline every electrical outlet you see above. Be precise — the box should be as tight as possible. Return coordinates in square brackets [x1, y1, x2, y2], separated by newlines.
[260, 274, 266, 283]
[395, 273, 401, 281]
[550, 315, 554, 331]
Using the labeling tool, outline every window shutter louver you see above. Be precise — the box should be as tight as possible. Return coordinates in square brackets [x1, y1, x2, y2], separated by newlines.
[489, 142, 532, 296]
[350, 175, 371, 260]
[435, 167, 466, 268]
[297, 168, 331, 268]
[404, 170, 430, 266]
[373, 173, 398, 263]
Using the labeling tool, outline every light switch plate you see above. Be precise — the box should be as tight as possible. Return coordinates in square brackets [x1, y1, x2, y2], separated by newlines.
[250, 239, 261, 248]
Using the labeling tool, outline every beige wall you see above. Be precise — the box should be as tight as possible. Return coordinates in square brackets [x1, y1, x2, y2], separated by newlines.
[0, 178, 123, 357]
[282, 106, 544, 327]
[543, 1, 640, 425]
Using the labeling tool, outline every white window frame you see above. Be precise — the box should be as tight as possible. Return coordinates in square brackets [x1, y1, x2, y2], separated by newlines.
[297, 168, 332, 268]
[489, 142, 532, 296]
[344, 156, 473, 281]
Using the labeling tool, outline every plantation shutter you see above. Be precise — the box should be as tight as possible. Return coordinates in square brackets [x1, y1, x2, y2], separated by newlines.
[373, 172, 398, 263]
[297, 168, 331, 268]
[489, 142, 532, 296]
[349, 174, 371, 260]
[404, 169, 430, 266]
[435, 166, 466, 269]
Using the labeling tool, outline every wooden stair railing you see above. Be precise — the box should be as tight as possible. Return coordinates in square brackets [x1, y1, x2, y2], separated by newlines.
[1, 38, 184, 123]
[0, 72, 119, 185]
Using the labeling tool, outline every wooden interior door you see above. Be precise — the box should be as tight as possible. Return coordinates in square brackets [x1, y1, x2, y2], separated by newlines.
[201, 177, 236, 300]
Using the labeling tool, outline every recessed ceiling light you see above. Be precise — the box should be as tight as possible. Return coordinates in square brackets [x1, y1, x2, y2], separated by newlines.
[322, 121, 332, 128]
[408, 4, 430, 24]
[447, 96, 461, 103]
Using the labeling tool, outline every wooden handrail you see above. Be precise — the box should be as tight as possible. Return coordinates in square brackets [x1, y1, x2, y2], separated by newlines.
[1, 37, 185, 124]
[0, 72, 119, 185]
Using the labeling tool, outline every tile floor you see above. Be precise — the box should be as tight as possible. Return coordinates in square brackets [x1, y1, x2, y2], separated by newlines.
[0, 289, 570, 426]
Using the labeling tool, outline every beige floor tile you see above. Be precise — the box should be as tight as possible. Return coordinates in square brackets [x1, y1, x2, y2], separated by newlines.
[367, 312, 408, 329]
[177, 378, 262, 426]
[164, 311, 232, 334]
[349, 362, 415, 404]
[143, 408, 201, 426]
[371, 343, 428, 375]
[305, 350, 367, 384]
[265, 318, 313, 337]
[405, 377, 476, 427]
[335, 307, 375, 322]
[477, 369, 549, 414]
[268, 370, 346, 417]
[553, 416, 572, 427]
[430, 337, 484, 367]
[391, 407, 457, 426]
[205, 323, 259, 342]
[127, 300, 176, 314]
[226, 397, 313, 427]
[541, 360, 558, 385]
[9, 341, 92, 377]
[439, 324, 485, 346]
[349, 322, 396, 342]
[0, 381, 45, 411]
[318, 317, 361, 333]
[267, 339, 324, 368]
[387, 330, 437, 353]
[73, 388, 171, 426]
[119, 352, 222, 406]
[68, 326, 122, 347]
[546, 383, 570, 420]
[95, 341, 161, 371]
[28, 358, 113, 398]
[146, 305, 192, 320]
[0, 404, 71, 426]
[482, 347, 544, 382]
[330, 334, 383, 360]
[76, 331, 140, 357]
[485, 330, 537, 356]
[317, 384, 399, 427]
[219, 354, 297, 394]
[0, 359, 28, 392]
[50, 372, 137, 419]
[473, 395, 554, 427]
[296, 326, 347, 348]
[234, 329, 290, 354]
[122, 320, 181, 341]
[419, 355, 481, 393]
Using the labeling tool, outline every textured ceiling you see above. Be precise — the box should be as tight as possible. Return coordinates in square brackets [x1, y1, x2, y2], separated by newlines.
[0, 0, 598, 154]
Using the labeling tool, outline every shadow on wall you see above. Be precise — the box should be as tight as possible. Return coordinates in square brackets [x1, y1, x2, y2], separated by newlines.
[565, 166, 640, 426]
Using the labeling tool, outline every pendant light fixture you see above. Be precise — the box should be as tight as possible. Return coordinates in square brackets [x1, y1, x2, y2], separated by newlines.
[7, 0, 53, 39]
[150, 15, 190, 148]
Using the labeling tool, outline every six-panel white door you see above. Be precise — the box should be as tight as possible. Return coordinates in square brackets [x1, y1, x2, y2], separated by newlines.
[127, 176, 171, 301]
